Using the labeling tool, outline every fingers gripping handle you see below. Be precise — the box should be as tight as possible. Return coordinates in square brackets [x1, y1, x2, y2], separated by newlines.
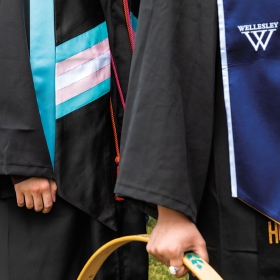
[77, 234, 223, 280]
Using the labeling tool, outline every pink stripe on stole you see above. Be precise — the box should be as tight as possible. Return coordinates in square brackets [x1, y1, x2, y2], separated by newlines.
[56, 38, 109, 76]
[56, 63, 111, 105]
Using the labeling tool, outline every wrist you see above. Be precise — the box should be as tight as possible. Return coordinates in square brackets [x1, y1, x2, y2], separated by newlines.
[10, 175, 30, 185]
[157, 205, 192, 225]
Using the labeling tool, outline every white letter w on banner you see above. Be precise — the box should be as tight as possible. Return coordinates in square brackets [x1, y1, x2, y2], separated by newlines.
[242, 29, 277, 51]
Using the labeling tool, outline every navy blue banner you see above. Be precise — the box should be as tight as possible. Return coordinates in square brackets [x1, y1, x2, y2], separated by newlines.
[218, 0, 280, 222]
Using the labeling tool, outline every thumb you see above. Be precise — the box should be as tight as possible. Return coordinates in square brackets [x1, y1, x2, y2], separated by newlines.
[192, 242, 209, 263]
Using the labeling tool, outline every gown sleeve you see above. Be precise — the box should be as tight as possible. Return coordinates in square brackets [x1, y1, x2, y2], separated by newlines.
[0, 0, 54, 179]
[115, 0, 218, 222]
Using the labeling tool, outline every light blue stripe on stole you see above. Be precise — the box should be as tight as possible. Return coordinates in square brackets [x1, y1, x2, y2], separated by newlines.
[56, 78, 111, 119]
[130, 13, 138, 32]
[30, 0, 56, 167]
[56, 22, 108, 63]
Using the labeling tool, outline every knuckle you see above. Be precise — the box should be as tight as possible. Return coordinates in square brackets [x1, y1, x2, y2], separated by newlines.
[155, 247, 166, 256]
[146, 244, 159, 256]
[17, 198, 25, 206]
[44, 202, 53, 210]
[31, 181, 49, 192]
[26, 203, 34, 209]
[198, 239, 207, 248]
[40, 183, 50, 192]
[31, 185, 40, 193]
[35, 206, 43, 212]
[154, 247, 171, 260]
[34, 202, 44, 212]
[146, 243, 152, 252]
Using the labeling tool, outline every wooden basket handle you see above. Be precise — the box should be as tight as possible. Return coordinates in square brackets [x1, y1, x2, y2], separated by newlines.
[77, 234, 223, 280]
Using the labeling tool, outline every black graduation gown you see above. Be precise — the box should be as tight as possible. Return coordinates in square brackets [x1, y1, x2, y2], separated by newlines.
[0, 0, 147, 279]
[115, 0, 280, 279]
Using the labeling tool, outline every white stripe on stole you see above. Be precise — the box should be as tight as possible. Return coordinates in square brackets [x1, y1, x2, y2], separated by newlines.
[56, 64, 111, 105]
[56, 38, 109, 76]
[55, 39, 110, 107]
[56, 51, 110, 91]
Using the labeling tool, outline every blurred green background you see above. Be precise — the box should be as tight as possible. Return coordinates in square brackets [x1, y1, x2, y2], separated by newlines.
[146, 216, 189, 280]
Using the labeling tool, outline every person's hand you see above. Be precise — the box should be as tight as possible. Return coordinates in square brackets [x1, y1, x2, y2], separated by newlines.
[147, 206, 208, 278]
[14, 177, 57, 214]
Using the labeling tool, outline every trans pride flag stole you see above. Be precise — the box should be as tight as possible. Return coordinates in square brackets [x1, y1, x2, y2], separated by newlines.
[217, 0, 280, 222]
[27, 0, 139, 228]
[29, 0, 111, 167]
[29, 0, 138, 168]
